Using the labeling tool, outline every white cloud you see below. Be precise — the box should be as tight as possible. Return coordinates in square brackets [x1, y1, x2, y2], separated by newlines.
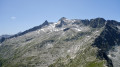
[11, 16, 16, 20]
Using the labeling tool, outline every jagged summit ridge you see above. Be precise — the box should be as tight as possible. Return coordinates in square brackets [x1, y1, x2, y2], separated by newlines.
[0, 17, 118, 43]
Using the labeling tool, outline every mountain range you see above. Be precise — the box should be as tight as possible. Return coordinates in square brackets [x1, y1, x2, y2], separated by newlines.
[0, 17, 120, 67]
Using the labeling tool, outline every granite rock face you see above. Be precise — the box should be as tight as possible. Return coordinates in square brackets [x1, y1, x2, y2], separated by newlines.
[0, 17, 120, 67]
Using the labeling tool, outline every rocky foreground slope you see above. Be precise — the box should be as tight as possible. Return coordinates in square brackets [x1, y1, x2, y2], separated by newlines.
[0, 17, 120, 67]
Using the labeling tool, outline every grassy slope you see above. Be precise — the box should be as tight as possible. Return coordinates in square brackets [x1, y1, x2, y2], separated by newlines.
[48, 45, 107, 67]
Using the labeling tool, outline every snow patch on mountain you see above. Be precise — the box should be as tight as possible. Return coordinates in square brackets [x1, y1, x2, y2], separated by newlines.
[46, 43, 53, 49]
[36, 23, 63, 33]
[74, 28, 82, 31]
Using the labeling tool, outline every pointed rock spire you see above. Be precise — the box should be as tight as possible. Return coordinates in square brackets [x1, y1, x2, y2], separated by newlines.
[42, 20, 49, 26]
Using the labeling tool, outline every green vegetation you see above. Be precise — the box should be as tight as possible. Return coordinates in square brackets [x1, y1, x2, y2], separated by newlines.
[0, 56, 6, 67]
[85, 60, 105, 67]
[48, 46, 107, 67]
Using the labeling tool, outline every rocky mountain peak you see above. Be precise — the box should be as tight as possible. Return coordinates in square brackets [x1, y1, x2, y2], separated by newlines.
[42, 20, 49, 26]
[89, 18, 106, 28]
[55, 17, 68, 27]
[58, 17, 67, 21]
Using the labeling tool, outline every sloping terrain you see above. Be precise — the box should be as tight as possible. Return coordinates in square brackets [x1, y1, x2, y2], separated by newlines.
[0, 17, 120, 67]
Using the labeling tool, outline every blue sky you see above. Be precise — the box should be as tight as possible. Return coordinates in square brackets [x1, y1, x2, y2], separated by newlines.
[0, 0, 120, 35]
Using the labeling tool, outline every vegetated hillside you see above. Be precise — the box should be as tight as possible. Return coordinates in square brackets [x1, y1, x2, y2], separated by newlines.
[0, 17, 120, 67]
